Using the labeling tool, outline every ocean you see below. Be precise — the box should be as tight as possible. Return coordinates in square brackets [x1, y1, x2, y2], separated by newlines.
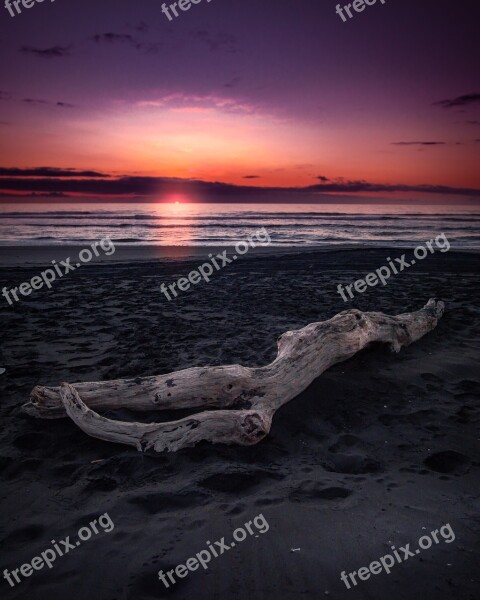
[0, 203, 479, 249]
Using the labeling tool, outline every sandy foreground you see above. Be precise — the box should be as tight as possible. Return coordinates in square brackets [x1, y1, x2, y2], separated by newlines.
[0, 246, 479, 600]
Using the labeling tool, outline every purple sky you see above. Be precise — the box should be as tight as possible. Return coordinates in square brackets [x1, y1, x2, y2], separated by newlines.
[0, 0, 479, 202]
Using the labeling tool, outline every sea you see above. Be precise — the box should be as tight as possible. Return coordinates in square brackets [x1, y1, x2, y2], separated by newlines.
[0, 203, 479, 249]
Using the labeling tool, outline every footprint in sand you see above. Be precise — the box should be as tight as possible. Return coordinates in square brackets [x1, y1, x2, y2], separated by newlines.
[424, 450, 471, 474]
[289, 481, 352, 502]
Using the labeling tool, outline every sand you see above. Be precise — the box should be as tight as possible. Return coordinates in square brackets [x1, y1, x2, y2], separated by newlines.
[0, 247, 479, 600]
[0, 244, 295, 266]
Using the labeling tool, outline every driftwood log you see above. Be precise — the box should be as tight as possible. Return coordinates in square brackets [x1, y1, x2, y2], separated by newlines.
[23, 299, 444, 453]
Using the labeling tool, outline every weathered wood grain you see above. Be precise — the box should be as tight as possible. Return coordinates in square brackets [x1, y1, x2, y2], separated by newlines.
[24, 299, 444, 452]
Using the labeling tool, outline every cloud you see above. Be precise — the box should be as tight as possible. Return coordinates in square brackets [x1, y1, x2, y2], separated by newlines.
[22, 98, 48, 105]
[91, 32, 161, 54]
[317, 176, 330, 182]
[21, 45, 71, 58]
[190, 30, 238, 53]
[466, 120, 480, 125]
[306, 179, 479, 196]
[133, 22, 149, 33]
[170, 106, 212, 114]
[243, 175, 260, 179]
[138, 94, 256, 115]
[434, 93, 480, 108]
[15, 192, 70, 198]
[22, 98, 75, 108]
[392, 141, 445, 146]
[1, 91, 73, 107]
[92, 33, 137, 45]
[224, 76, 241, 89]
[0, 167, 110, 178]
[0, 173, 478, 199]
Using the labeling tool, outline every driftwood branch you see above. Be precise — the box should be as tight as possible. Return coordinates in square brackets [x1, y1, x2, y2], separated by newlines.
[23, 299, 444, 453]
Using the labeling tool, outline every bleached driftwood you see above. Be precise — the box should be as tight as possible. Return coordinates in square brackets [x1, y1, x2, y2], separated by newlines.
[23, 299, 444, 453]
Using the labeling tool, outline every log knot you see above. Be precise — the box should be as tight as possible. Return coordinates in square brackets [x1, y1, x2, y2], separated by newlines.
[240, 412, 270, 445]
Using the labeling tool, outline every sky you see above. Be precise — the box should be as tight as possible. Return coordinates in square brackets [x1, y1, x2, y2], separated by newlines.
[0, 0, 479, 202]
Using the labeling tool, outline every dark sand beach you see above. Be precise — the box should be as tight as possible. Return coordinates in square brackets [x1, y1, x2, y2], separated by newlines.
[0, 247, 479, 600]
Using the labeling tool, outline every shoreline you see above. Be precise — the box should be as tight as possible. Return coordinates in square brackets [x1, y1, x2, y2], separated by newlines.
[1, 243, 479, 267]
